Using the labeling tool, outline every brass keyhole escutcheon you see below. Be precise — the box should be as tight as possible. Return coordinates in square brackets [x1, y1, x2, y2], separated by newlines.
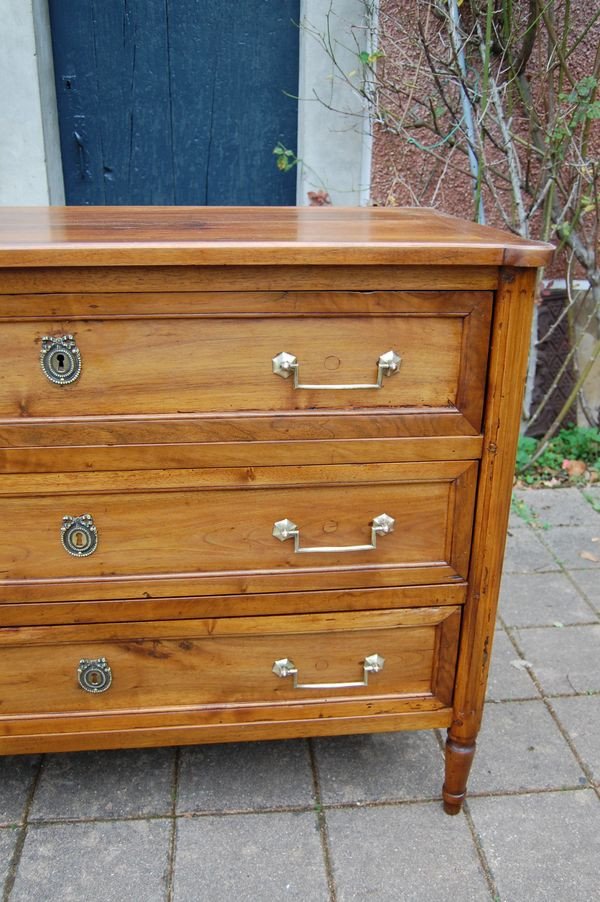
[40, 335, 82, 385]
[61, 514, 98, 557]
[78, 658, 112, 693]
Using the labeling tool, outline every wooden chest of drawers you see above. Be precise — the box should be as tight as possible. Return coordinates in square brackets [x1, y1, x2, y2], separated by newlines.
[0, 207, 552, 814]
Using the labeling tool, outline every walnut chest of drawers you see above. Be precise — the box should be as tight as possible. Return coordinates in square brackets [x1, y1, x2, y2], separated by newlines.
[0, 206, 552, 813]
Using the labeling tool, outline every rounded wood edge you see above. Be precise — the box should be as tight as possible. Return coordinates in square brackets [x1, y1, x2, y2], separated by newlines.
[442, 797, 464, 816]
[442, 735, 477, 815]
[502, 245, 554, 267]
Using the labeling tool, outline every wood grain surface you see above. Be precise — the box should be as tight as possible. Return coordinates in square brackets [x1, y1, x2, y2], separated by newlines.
[0, 264, 499, 294]
[0, 462, 478, 591]
[0, 607, 460, 717]
[0, 583, 466, 627]
[0, 292, 490, 423]
[0, 435, 484, 475]
[0, 209, 547, 802]
[450, 268, 539, 748]
[0, 707, 454, 756]
[0, 207, 554, 268]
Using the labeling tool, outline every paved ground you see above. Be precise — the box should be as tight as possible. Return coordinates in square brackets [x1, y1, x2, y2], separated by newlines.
[1, 486, 599, 901]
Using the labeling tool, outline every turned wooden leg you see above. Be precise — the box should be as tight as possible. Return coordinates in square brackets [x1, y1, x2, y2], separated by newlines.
[442, 733, 476, 815]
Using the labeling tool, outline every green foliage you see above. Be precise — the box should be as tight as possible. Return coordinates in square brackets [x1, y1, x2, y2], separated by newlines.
[272, 142, 298, 173]
[583, 492, 600, 514]
[358, 49, 385, 65]
[516, 427, 600, 484]
[510, 495, 547, 529]
[547, 426, 600, 464]
[550, 76, 600, 156]
[515, 435, 537, 473]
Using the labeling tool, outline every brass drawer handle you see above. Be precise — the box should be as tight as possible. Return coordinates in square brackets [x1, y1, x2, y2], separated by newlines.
[61, 514, 98, 557]
[78, 657, 112, 693]
[40, 335, 82, 384]
[273, 513, 395, 553]
[272, 653, 385, 690]
[272, 349, 400, 390]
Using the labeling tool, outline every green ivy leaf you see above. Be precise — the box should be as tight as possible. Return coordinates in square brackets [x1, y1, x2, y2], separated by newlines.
[359, 49, 385, 65]
[586, 101, 600, 119]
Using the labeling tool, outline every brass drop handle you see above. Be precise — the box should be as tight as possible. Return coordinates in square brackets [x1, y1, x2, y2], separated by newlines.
[78, 658, 112, 693]
[272, 513, 395, 553]
[272, 654, 385, 690]
[272, 349, 401, 390]
[40, 335, 82, 385]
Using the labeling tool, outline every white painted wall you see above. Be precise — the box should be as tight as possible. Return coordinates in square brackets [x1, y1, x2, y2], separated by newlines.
[297, 0, 373, 205]
[0, 0, 63, 204]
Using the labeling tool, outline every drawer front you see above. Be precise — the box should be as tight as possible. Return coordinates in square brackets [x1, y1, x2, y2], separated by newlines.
[0, 608, 460, 718]
[0, 291, 491, 431]
[0, 462, 477, 599]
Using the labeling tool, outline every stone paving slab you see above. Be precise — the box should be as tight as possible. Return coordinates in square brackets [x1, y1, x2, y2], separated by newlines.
[29, 748, 176, 821]
[313, 730, 443, 805]
[569, 569, 600, 613]
[514, 624, 600, 695]
[469, 700, 585, 794]
[498, 571, 597, 627]
[502, 528, 559, 573]
[0, 828, 19, 892]
[486, 630, 539, 701]
[9, 819, 171, 902]
[326, 802, 491, 901]
[0, 756, 40, 826]
[582, 485, 600, 508]
[468, 790, 600, 902]
[173, 812, 328, 901]
[177, 740, 314, 813]
[541, 525, 600, 570]
[513, 487, 600, 527]
[507, 507, 527, 530]
[550, 696, 600, 783]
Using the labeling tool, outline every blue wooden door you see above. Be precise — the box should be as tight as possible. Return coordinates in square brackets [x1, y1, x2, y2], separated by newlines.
[49, 0, 299, 205]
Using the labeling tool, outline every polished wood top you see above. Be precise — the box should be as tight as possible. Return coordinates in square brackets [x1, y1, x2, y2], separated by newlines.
[0, 206, 553, 268]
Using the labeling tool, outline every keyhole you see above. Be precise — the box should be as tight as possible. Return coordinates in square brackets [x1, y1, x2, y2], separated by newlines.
[89, 671, 100, 686]
[72, 530, 86, 548]
[56, 352, 66, 372]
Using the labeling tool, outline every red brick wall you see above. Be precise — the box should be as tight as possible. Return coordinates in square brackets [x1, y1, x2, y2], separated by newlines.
[370, 0, 599, 278]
